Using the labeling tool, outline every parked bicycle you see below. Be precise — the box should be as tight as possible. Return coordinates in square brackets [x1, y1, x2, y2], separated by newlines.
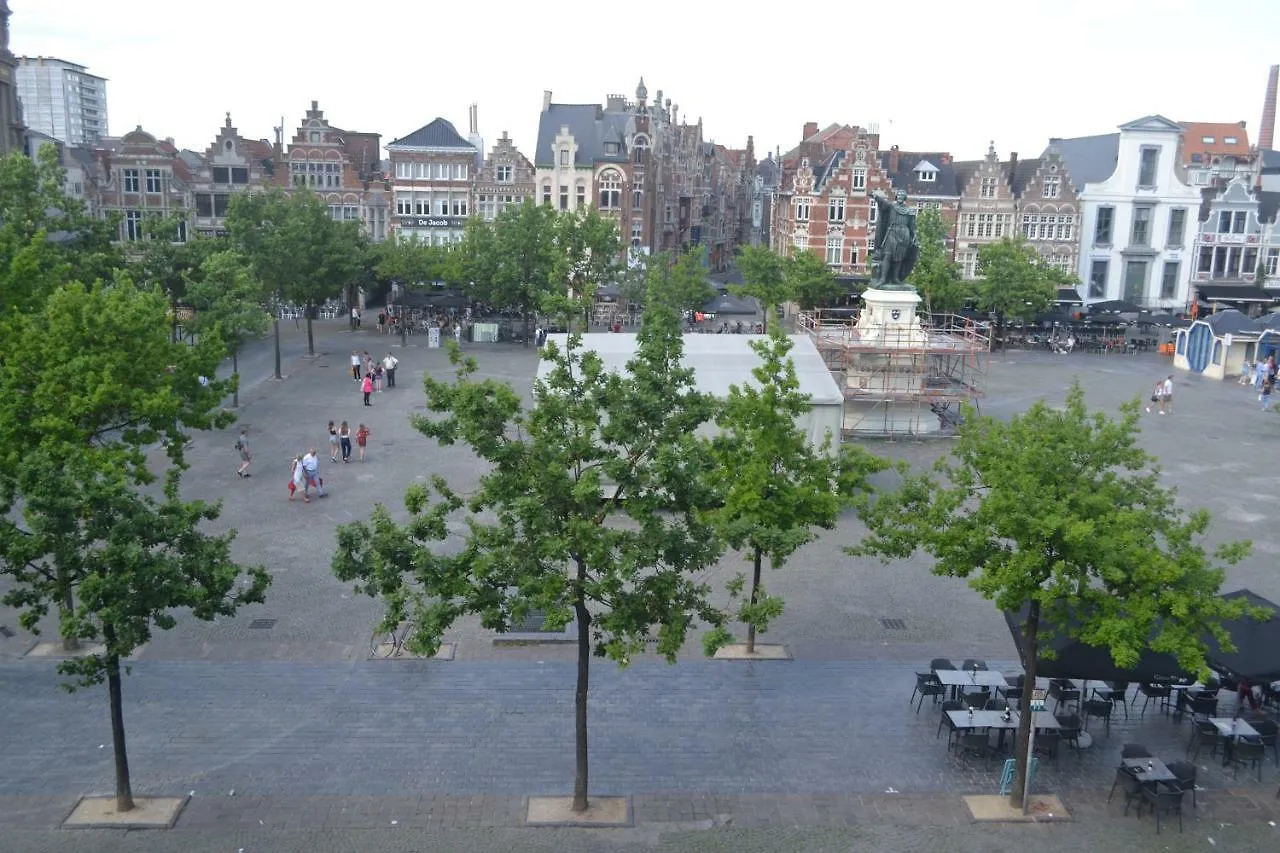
[369, 621, 417, 658]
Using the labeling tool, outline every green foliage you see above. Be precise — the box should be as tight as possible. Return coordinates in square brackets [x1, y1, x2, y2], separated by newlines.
[480, 199, 566, 318]
[645, 248, 716, 317]
[0, 146, 122, 313]
[185, 251, 271, 405]
[703, 329, 887, 651]
[559, 205, 622, 299]
[787, 250, 842, 311]
[733, 244, 790, 320]
[129, 214, 222, 305]
[908, 207, 969, 313]
[974, 237, 1058, 322]
[368, 235, 449, 289]
[333, 275, 726, 808]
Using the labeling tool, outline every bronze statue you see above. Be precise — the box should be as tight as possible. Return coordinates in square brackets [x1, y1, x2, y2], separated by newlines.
[871, 189, 919, 290]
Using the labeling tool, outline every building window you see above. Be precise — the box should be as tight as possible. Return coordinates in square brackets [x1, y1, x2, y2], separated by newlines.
[1094, 206, 1114, 245]
[1160, 261, 1179, 299]
[309, 131, 321, 142]
[1123, 259, 1148, 302]
[1224, 135, 1238, 145]
[867, 201, 877, 225]
[1266, 248, 1280, 276]
[1232, 210, 1247, 233]
[851, 168, 867, 192]
[1088, 260, 1108, 298]
[231, 167, 248, 184]
[559, 149, 570, 166]
[395, 194, 411, 215]
[1131, 206, 1152, 246]
[451, 198, 468, 217]
[979, 176, 997, 199]
[1043, 175, 1061, 199]
[437, 198, 449, 216]
[144, 169, 162, 193]
[195, 193, 212, 217]
[599, 170, 621, 208]
[1201, 135, 1215, 144]
[542, 182, 551, 205]
[1137, 146, 1159, 188]
[825, 237, 843, 267]
[1243, 247, 1258, 276]
[631, 218, 643, 248]
[454, 164, 469, 181]
[560, 186, 569, 210]
[1166, 208, 1186, 247]
[959, 252, 978, 279]
[632, 189, 642, 209]
[213, 167, 230, 184]
[794, 197, 810, 221]
[576, 182, 586, 208]
[122, 169, 139, 193]
[396, 161, 411, 179]
[828, 197, 845, 222]
[792, 233, 806, 252]
[1198, 246, 1214, 275]
[917, 169, 937, 182]
[496, 165, 512, 182]
[124, 210, 143, 241]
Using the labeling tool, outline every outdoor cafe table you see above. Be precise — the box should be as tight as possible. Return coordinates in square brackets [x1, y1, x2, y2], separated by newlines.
[1209, 717, 1260, 768]
[1122, 756, 1178, 785]
[935, 668, 1008, 699]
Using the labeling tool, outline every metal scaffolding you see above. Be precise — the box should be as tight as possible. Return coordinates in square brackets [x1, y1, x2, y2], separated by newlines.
[796, 309, 990, 437]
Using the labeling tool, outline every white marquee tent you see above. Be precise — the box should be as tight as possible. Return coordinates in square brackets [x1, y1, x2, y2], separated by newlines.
[537, 333, 844, 450]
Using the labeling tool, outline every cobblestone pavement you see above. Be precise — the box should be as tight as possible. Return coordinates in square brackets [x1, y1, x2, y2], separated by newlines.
[3, 323, 1280, 850]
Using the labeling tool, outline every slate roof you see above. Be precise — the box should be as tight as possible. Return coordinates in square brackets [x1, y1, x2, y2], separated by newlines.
[878, 151, 960, 196]
[812, 150, 844, 191]
[952, 160, 979, 196]
[757, 155, 779, 187]
[1009, 158, 1042, 196]
[1261, 149, 1280, 169]
[1260, 191, 1280, 224]
[1044, 133, 1119, 190]
[388, 118, 475, 150]
[535, 103, 630, 167]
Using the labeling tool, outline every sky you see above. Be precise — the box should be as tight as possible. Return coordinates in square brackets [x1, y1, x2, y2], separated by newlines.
[9, 0, 1280, 164]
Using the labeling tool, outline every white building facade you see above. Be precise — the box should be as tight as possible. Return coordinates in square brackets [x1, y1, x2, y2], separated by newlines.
[1077, 116, 1202, 310]
[14, 56, 107, 147]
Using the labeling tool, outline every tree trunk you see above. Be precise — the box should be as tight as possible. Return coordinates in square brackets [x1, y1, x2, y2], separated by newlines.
[272, 316, 282, 380]
[572, 558, 591, 813]
[103, 623, 135, 812]
[1010, 600, 1040, 810]
[170, 298, 180, 345]
[231, 349, 240, 409]
[522, 309, 531, 348]
[761, 306, 768, 335]
[60, 582, 78, 652]
[305, 305, 315, 357]
[746, 546, 763, 654]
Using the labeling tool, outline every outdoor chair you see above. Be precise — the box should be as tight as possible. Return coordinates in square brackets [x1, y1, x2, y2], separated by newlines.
[930, 658, 956, 672]
[1094, 681, 1131, 719]
[1228, 739, 1267, 782]
[1049, 679, 1081, 714]
[1108, 765, 1148, 816]
[1082, 698, 1114, 736]
[955, 730, 993, 768]
[1032, 731, 1060, 761]
[957, 688, 991, 709]
[1250, 719, 1278, 767]
[1000, 674, 1024, 704]
[1186, 721, 1222, 762]
[1141, 786, 1185, 834]
[961, 658, 988, 672]
[1121, 744, 1152, 759]
[910, 672, 946, 714]
[1166, 760, 1198, 808]
[937, 701, 963, 747]
[1138, 682, 1173, 717]
[1055, 713, 1084, 760]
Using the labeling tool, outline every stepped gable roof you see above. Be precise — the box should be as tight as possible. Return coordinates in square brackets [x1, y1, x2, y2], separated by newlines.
[1009, 157, 1043, 196]
[1045, 133, 1119, 190]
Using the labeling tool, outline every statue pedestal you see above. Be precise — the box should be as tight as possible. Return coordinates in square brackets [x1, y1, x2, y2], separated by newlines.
[845, 288, 940, 435]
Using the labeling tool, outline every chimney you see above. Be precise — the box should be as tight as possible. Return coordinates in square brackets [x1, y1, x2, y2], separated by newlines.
[469, 103, 477, 135]
[1260, 64, 1278, 150]
[1008, 151, 1019, 189]
[542, 90, 552, 112]
[888, 145, 900, 173]
[803, 121, 819, 140]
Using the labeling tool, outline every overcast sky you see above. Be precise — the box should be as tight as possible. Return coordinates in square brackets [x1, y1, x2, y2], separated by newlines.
[10, 0, 1280, 163]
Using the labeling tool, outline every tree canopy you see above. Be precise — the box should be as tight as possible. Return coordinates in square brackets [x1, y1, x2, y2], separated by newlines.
[853, 382, 1258, 807]
[733, 244, 789, 331]
[185, 250, 272, 406]
[974, 237, 1059, 322]
[908, 207, 968, 314]
[786, 250, 842, 312]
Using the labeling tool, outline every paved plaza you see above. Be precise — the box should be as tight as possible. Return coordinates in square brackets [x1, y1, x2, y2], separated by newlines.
[1, 319, 1279, 851]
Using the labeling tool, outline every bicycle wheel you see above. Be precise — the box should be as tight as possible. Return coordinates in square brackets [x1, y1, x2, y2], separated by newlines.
[391, 623, 416, 658]
[370, 630, 397, 658]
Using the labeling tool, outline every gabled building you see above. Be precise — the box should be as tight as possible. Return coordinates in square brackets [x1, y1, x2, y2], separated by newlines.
[877, 146, 962, 236]
[1179, 121, 1251, 188]
[953, 143, 1022, 279]
[475, 130, 534, 221]
[94, 126, 193, 244]
[750, 151, 780, 247]
[280, 100, 388, 242]
[1189, 176, 1280, 312]
[187, 112, 275, 238]
[1071, 115, 1201, 309]
[386, 112, 479, 245]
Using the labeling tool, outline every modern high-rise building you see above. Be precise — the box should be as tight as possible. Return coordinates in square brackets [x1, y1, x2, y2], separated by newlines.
[15, 55, 108, 147]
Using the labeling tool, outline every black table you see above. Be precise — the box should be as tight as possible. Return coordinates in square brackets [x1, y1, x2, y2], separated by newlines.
[1122, 756, 1177, 784]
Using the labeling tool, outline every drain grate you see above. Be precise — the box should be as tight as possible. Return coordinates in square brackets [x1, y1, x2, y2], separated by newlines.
[881, 618, 906, 631]
[512, 610, 564, 633]
[0, 625, 14, 639]
[248, 618, 277, 630]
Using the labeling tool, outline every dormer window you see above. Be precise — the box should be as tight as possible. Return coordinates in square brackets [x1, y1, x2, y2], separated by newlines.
[309, 131, 321, 143]
[604, 142, 619, 155]
[918, 169, 937, 182]
[1201, 135, 1215, 144]
[1224, 136, 1238, 145]
[559, 149, 569, 166]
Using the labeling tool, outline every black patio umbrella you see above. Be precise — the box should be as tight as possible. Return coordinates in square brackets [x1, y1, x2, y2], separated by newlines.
[1136, 312, 1179, 326]
[1089, 299, 1142, 314]
[1004, 605, 1190, 684]
[1205, 590, 1280, 683]
[702, 294, 758, 315]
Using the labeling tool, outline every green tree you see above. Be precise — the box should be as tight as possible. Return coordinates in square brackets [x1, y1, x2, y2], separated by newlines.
[644, 248, 716, 320]
[703, 329, 887, 654]
[0, 146, 122, 313]
[131, 214, 223, 343]
[227, 187, 364, 367]
[0, 279, 269, 812]
[786, 250, 842, 311]
[481, 199, 565, 344]
[186, 251, 272, 407]
[559, 205, 622, 299]
[974, 237, 1056, 324]
[733, 244, 789, 332]
[852, 383, 1260, 810]
[908, 207, 968, 314]
[333, 287, 726, 814]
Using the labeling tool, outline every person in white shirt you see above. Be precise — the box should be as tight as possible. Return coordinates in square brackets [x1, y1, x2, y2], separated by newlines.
[1161, 375, 1174, 415]
[383, 353, 399, 388]
[350, 350, 362, 381]
[301, 449, 325, 497]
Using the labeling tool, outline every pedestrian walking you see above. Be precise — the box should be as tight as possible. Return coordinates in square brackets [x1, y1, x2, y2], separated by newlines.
[361, 373, 373, 407]
[1263, 372, 1276, 411]
[302, 448, 325, 497]
[1146, 380, 1163, 414]
[234, 428, 252, 477]
[383, 352, 398, 388]
[373, 363, 384, 392]
[288, 455, 305, 501]
[1161, 375, 1174, 415]
[328, 420, 340, 462]
[351, 350, 362, 381]
[339, 421, 352, 462]
[356, 423, 370, 461]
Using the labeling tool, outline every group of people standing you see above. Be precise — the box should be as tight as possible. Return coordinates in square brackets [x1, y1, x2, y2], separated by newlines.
[1241, 354, 1279, 410]
[351, 349, 399, 406]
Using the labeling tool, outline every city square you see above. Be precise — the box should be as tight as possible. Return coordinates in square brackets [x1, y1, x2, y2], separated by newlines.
[2, 320, 1278, 851]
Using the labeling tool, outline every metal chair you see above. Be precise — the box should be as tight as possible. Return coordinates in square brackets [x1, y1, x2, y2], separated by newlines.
[1055, 713, 1083, 760]
[1138, 682, 1173, 717]
[910, 672, 946, 714]
[1049, 679, 1081, 714]
[1108, 765, 1147, 816]
[957, 688, 991, 709]
[930, 658, 956, 672]
[1186, 721, 1222, 761]
[1121, 743, 1152, 759]
[1250, 719, 1278, 767]
[1165, 760, 1198, 808]
[1141, 786, 1185, 834]
[1032, 730, 1060, 761]
[1228, 739, 1267, 782]
[1000, 673, 1025, 704]
[1093, 681, 1130, 719]
[961, 658, 988, 672]
[1082, 698, 1113, 736]
[937, 700, 963, 747]
[955, 730, 993, 768]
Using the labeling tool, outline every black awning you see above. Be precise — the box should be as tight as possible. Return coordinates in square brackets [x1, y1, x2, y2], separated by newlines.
[1206, 590, 1280, 683]
[1004, 605, 1189, 683]
[1055, 287, 1083, 305]
[1194, 284, 1277, 303]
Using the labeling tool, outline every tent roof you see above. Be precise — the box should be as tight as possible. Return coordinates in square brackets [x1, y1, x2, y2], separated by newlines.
[1004, 605, 1190, 684]
[537, 333, 843, 406]
[1206, 589, 1280, 682]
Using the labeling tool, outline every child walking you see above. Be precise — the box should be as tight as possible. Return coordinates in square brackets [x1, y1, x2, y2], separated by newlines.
[356, 423, 370, 461]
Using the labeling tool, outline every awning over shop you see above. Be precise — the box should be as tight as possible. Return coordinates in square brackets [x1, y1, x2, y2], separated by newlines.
[1055, 288, 1083, 305]
[1194, 284, 1276, 303]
